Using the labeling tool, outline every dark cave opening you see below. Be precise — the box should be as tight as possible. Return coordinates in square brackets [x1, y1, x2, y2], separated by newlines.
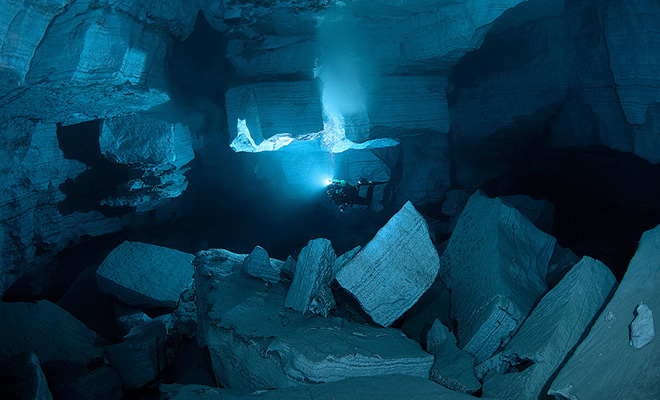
[56, 120, 137, 219]
[483, 146, 660, 280]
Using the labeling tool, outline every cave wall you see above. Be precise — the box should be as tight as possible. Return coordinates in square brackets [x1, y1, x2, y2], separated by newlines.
[2, 0, 660, 297]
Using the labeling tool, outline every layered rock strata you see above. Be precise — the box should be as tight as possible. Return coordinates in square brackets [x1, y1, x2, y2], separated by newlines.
[482, 256, 617, 399]
[195, 248, 433, 389]
[439, 191, 556, 362]
[336, 201, 440, 326]
[549, 225, 660, 399]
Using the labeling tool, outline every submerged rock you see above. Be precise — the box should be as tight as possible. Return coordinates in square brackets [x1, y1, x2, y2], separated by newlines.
[0, 300, 103, 385]
[0, 352, 53, 400]
[243, 245, 280, 284]
[0, 4, 170, 124]
[401, 280, 452, 346]
[630, 303, 655, 349]
[549, 224, 660, 399]
[426, 320, 480, 394]
[336, 201, 440, 326]
[439, 191, 556, 362]
[50, 365, 122, 400]
[268, 320, 433, 383]
[195, 249, 433, 390]
[97, 241, 195, 308]
[225, 81, 323, 147]
[482, 257, 616, 400]
[105, 320, 175, 390]
[161, 375, 503, 400]
[285, 238, 336, 316]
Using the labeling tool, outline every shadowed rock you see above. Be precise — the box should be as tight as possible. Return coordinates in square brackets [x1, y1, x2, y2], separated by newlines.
[426, 320, 481, 394]
[549, 224, 660, 399]
[160, 375, 505, 400]
[336, 201, 440, 326]
[105, 320, 175, 390]
[50, 365, 122, 400]
[439, 191, 556, 362]
[97, 241, 195, 308]
[0, 300, 103, 386]
[0, 352, 53, 400]
[482, 256, 616, 399]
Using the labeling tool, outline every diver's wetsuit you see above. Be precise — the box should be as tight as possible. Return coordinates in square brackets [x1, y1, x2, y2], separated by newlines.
[327, 179, 376, 211]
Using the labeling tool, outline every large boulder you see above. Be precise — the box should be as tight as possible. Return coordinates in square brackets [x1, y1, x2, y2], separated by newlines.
[100, 114, 194, 170]
[195, 249, 433, 390]
[426, 320, 481, 394]
[549, 225, 660, 399]
[0, 352, 53, 400]
[96, 241, 195, 309]
[439, 190, 556, 362]
[482, 257, 617, 399]
[243, 245, 281, 284]
[0, 4, 170, 125]
[336, 201, 440, 326]
[0, 300, 104, 385]
[105, 320, 175, 390]
[284, 238, 336, 316]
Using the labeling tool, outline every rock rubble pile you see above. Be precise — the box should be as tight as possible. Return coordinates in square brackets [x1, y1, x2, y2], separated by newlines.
[0, 194, 657, 399]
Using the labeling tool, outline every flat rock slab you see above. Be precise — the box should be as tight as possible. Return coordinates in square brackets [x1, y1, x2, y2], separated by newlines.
[195, 249, 433, 390]
[97, 241, 194, 308]
[0, 300, 103, 385]
[483, 256, 616, 400]
[268, 319, 433, 383]
[549, 225, 660, 399]
[439, 190, 556, 362]
[161, 376, 505, 400]
[336, 201, 440, 326]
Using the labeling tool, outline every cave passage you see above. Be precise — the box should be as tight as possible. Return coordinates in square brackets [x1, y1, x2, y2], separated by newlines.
[484, 146, 660, 280]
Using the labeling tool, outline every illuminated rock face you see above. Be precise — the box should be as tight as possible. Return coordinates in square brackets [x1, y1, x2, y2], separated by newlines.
[549, 225, 660, 400]
[336, 201, 440, 327]
[482, 257, 616, 400]
[439, 191, 556, 362]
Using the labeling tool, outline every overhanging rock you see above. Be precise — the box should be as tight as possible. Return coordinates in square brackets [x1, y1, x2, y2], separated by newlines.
[226, 80, 323, 146]
[336, 201, 440, 327]
[97, 241, 195, 308]
[482, 257, 616, 400]
[439, 190, 556, 362]
[549, 224, 660, 399]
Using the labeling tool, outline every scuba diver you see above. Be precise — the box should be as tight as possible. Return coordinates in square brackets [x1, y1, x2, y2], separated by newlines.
[326, 178, 387, 212]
